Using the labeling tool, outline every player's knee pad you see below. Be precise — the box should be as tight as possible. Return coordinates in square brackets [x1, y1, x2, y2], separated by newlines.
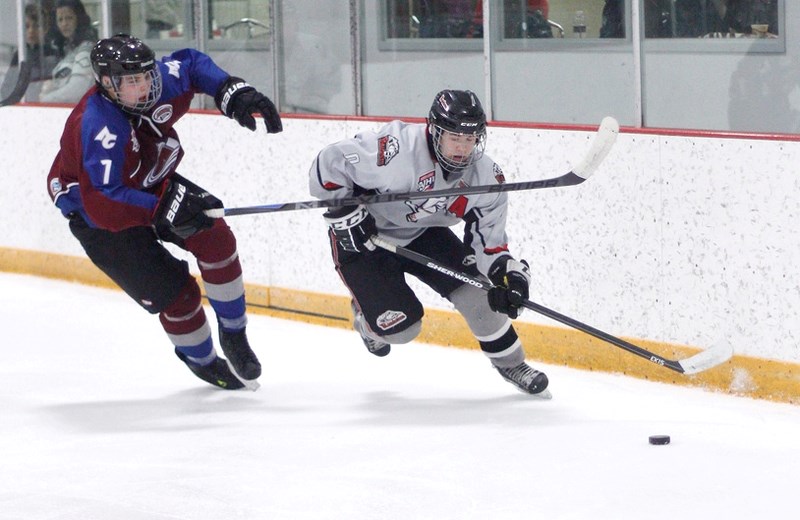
[450, 284, 524, 364]
[185, 218, 238, 264]
[449, 284, 508, 337]
[159, 277, 207, 335]
[381, 319, 422, 344]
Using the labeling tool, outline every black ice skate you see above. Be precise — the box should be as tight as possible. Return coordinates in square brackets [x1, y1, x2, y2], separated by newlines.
[352, 305, 391, 357]
[175, 348, 246, 390]
[218, 326, 262, 381]
[495, 362, 551, 398]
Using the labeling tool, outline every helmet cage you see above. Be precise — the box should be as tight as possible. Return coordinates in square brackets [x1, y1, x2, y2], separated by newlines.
[107, 66, 162, 115]
[430, 124, 486, 172]
[428, 90, 487, 172]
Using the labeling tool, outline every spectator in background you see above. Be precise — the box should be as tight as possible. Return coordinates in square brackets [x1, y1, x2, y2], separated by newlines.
[708, 0, 778, 35]
[45, 0, 96, 57]
[600, 0, 623, 38]
[645, 0, 779, 38]
[472, 0, 551, 39]
[418, 0, 476, 38]
[39, 0, 97, 102]
[145, 0, 181, 39]
[5, 3, 59, 82]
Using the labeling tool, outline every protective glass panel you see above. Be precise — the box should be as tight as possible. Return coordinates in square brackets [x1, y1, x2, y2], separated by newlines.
[277, 2, 352, 115]
[643, 0, 779, 38]
[1, 0, 104, 105]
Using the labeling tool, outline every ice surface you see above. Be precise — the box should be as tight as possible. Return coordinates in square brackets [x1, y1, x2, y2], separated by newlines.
[2, 273, 799, 519]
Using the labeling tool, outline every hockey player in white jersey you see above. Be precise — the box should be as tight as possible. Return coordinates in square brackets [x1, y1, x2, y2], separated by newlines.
[309, 89, 549, 396]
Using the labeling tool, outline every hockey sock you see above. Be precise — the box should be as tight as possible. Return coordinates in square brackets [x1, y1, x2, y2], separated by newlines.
[187, 225, 248, 331]
[161, 279, 216, 366]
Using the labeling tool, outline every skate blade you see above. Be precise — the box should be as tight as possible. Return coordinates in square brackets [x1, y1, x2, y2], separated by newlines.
[510, 386, 552, 399]
[224, 359, 260, 392]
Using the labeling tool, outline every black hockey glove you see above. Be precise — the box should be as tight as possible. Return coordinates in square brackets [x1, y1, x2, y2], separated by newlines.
[215, 76, 282, 133]
[487, 256, 531, 319]
[323, 204, 377, 253]
[154, 176, 223, 241]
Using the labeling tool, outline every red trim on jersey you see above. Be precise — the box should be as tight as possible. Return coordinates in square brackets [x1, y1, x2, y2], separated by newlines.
[485, 245, 509, 254]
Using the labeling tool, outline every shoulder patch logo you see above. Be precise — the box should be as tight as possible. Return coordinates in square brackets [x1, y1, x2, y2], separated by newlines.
[164, 60, 181, 79]
[493, 162, 505, 184]
[377, 135, 399, 166]
[151, 104, 173, 124]
[49, 178, 62, 196]
[94, 126, 117, 149]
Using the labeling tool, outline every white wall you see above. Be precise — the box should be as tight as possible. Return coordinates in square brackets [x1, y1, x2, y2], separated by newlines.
[3, 106, 799, 364]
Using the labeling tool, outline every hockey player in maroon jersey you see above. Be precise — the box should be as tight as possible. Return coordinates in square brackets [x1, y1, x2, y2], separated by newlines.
[47, 34, 282, 390]
[310, 90, 550, 397]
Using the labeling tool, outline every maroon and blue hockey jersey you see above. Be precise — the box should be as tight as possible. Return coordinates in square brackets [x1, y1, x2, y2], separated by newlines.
[47, 48, 229, 231]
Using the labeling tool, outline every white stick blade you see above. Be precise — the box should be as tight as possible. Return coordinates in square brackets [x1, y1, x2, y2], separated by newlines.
[678, 338, 734, 375]
[571, 116, 619, 179]
[204, 208, 225, 218]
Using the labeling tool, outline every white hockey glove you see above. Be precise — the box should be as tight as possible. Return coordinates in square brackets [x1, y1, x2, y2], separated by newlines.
[323, 204, 377, 253]
[487, 256, 531, 319]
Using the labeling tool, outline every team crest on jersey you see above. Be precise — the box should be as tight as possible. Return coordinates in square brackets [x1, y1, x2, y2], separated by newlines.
[377, 135, 399, 166]
[151, 104, 173, 124]
[493, 162, 505, 183]
[416, 171, 435, 191]
[376, 310, 407, 331]
[405, 197, 447, 222]
[142, 137, 181, 188]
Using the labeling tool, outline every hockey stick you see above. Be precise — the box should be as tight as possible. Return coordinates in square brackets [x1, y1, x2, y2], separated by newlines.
[0, 61, 32, 108]
[371, 236, 733, 375]
[206, 116, 620, 218]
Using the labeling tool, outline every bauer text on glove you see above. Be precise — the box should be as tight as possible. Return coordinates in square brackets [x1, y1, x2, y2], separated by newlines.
[154, 177, 223, 241]
[215, 76, 282, 133]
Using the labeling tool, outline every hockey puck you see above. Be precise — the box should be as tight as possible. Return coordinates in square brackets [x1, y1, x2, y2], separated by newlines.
[648, 435, 670, 445]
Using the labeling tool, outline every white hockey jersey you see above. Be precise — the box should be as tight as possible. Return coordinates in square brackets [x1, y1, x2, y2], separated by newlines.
[310, 120, 517, 276]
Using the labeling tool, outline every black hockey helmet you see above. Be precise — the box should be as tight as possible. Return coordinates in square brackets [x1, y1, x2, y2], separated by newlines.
[90, 34, 162, 114]
[427, 89, 487, 172]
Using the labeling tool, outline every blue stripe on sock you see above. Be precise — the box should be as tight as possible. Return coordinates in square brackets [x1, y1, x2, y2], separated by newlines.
[208, 295, 247, 332]
[175, 336, 214, 366]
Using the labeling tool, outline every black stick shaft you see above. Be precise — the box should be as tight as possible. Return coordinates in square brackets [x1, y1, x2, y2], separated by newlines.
[210, 116, 619, 219]
[221, 172, 587, 217]
[372, 237, 686, 373]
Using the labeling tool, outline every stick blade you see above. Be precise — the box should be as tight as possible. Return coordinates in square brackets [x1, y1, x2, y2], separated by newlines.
[0, 61, 32, 107]
[678, 338, 734, 375]
[571, 116, 619, 180]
